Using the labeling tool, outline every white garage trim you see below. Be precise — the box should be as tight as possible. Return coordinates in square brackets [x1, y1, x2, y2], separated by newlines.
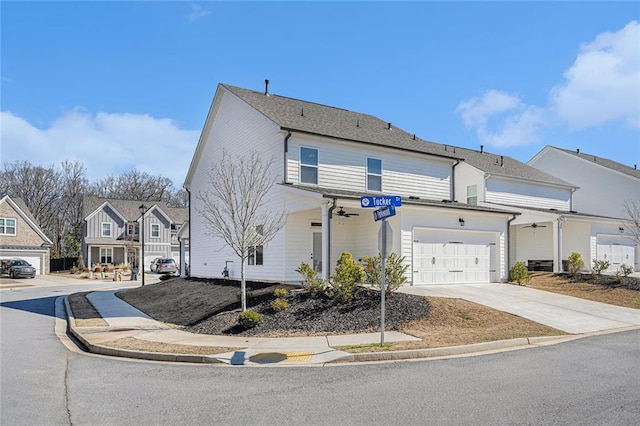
[412, 228, 498, 285]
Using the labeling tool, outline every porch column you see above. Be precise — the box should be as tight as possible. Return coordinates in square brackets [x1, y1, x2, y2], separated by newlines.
[552, 220, 560, 273]
[87, 246, 92, 269]
[179, 238, 186, 277]
[557, 216, 565, 273]
[321, 202, 329, 280]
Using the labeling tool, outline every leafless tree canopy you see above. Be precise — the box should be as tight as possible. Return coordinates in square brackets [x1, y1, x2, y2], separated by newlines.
[1, 160, 187, 258]
[196, 150, 285, 310]
[623, 198, 640, 245]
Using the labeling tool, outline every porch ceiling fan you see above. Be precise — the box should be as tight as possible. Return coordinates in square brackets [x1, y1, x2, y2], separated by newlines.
[523, 223, 547, 229]
[336, 207, 359, 218]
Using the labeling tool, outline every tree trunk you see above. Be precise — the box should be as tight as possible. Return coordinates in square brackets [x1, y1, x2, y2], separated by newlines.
[240, 258, 247, 312]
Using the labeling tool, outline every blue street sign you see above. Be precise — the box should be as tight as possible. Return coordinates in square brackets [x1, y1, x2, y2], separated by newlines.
[373, 205, 396, 222]
[360, 195, 402, 208]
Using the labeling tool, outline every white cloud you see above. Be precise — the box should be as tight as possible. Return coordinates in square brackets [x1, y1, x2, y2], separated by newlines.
[0, 109, 199, 187]
[186, 4, 211, 21]
[551, 20, 640, 129]
[457, 20, 640, 148]
[456, 90, 546, 147]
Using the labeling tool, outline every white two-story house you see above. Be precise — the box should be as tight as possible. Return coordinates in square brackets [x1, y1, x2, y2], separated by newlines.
[527, 146, 640, 272]
[185, 84, 604, 285]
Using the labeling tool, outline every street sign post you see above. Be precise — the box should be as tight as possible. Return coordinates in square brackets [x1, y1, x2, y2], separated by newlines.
[360, 195, 402, 208]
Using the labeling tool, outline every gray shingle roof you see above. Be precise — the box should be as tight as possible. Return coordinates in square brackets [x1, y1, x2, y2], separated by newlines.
[82, 196, 188, 223]
[554, 147, 640, 180]
[223, 84, 573, 187]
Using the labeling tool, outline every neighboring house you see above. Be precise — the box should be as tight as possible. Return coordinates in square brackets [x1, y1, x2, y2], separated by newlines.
[185, 83, 543, 285]
[526, 146, 640, 272]
[0, 195, 53, 275]
[81, 197, 188, 272]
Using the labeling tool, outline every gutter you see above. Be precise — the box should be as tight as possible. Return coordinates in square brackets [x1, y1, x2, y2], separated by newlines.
[283, 131, 292, 183]
[506, 214, 518, 276]
[451, 160, 461, 201]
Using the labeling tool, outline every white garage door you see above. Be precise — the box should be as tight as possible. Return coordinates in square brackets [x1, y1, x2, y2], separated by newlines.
[413, 230, 495, 285]
[597, 236, 635, 273]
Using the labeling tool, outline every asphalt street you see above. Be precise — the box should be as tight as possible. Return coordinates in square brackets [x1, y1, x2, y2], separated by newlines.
[2, 278, 639, 425]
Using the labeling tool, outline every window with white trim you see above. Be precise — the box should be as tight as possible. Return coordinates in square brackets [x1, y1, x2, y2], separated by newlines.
[367, 158, 382, 192]
[0, 218, 16, 235]
[151, 224, 160, 238]
[127, 222, 139, 237]
[100, 247, 113, 264]
[300, 147, 318, 185]
[248, 225, 264, 266]
[467, 185, 478, 206]
[101, 222, 112, 237]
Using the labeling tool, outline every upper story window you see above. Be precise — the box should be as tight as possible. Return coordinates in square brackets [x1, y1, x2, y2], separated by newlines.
[101, 222, 112, 237]
[300, 147, 318, 185]
[151, 224, 160, 238]
[467, 185, 478, 206]
[127, 222, 139, 237]
[0, 218, 16, 235]
[367, 158, 382, 192]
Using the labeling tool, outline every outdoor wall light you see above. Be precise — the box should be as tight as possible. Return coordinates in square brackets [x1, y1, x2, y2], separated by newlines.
[619, 227, 624, 234]
[458, 218, 465, 227]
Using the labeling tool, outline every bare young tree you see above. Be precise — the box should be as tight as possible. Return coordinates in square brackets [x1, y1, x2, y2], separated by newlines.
[623, 198, 640, 245]
[196, 150, 285, 311]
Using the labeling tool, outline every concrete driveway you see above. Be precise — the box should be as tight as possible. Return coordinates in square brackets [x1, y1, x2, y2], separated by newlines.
[399, 283, 640, 334]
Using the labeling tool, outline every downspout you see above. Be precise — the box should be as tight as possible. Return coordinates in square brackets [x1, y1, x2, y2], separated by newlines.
[327, 197, 337, 278]
[186, 187, 191, 277]
[283, 131, 292, 184]
[506, 214, 517, 279]
[451, 160, 460, 201]
[557, 215, 566, 272]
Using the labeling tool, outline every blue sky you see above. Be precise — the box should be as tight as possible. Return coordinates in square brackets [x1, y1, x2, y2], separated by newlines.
[2, 1, 639, 187]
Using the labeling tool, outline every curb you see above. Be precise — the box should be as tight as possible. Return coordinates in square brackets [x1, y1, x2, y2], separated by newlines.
[64, 296, 223, 364]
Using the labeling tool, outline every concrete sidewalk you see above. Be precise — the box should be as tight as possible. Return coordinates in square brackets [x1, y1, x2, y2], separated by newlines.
[399, 283, 640, 334]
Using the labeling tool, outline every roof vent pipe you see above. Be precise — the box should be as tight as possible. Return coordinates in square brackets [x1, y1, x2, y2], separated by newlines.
[500, 155, 504, 167]
[480, 145, 484, 154]
[356, 119, 360, 128]
[264, 79, 270, 96]
[576, 148, 580, 154]
[387, 122, 392, 130]
[413, 134, 416, 140]
[301, 108, 304, 117]
[635, 164, 637, 170]
[444, 145, 448, 151]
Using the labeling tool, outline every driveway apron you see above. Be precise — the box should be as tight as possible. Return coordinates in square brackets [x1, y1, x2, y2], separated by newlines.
[399, 283, 640, 334]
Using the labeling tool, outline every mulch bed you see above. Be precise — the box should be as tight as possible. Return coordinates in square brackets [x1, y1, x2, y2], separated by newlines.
[564, 273, 640, 291]
[186, 287, 431, 337]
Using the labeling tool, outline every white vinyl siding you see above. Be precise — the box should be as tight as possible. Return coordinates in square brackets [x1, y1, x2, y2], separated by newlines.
[188, 88, 285, 280]
[485, 177, 571, 210]
[287, 136, 452, 200]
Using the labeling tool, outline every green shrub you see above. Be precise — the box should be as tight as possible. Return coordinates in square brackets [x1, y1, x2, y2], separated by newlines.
[361, 253, 409, 295]
[566, 252, 585, 275]
[237, 310, 263, 329]
[327, 252, 365, 303]
[273, 287, 289, 298]
[271, 298, 289, 312]
[509, 261, 530, 285]
[592, 259, 610, 275]
[295, 262, 326, 296]
[618, 264, 634, 277]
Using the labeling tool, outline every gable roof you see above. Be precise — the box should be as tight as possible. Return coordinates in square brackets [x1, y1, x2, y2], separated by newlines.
[82, 196, 188, 223]
[543, 146, 640, 180]
[222, 84, 573, 188]
[0, 195, 53, 244]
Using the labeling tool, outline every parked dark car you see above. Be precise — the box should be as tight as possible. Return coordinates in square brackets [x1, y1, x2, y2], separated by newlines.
[3, 259, 36, 279]
[155, 258, 178, 275]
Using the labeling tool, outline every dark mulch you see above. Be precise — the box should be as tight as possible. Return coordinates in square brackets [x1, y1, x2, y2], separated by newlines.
[68, 291, 102, 320]
[564, 273, 640, 291]
[117, 277, 285, 326]
[186, 287, 431, 337]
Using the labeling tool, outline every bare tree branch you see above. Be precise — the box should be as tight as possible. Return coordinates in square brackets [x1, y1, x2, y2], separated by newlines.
[196, 150, 285, 311]
[623, 198, 640, 245]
